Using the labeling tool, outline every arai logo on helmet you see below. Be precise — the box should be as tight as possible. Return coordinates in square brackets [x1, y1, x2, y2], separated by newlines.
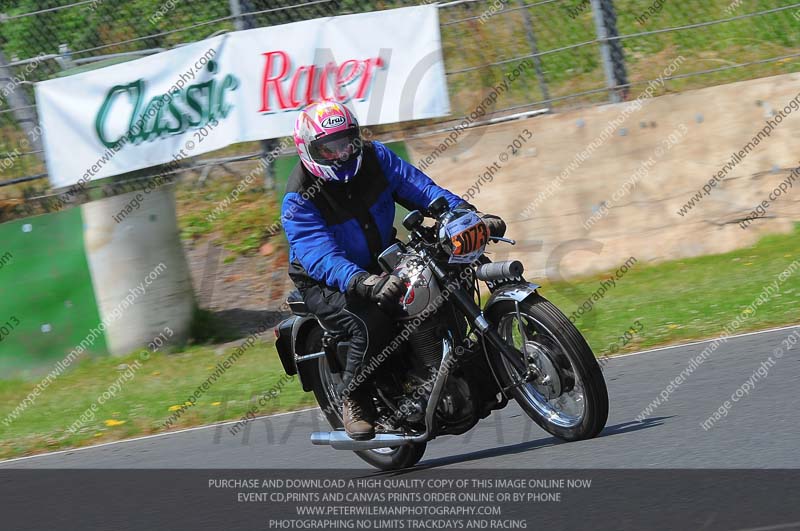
[321, 115, 345, 129]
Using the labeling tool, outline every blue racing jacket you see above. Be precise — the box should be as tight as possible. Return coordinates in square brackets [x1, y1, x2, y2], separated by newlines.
[282, 141, 462, 293]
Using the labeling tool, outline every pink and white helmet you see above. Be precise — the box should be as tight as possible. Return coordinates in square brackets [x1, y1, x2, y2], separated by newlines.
[293, 101, 362, 183]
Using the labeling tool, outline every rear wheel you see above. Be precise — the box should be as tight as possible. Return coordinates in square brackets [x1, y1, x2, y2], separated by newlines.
[486, 295, 608, 441]
[304, 327, 427, 470]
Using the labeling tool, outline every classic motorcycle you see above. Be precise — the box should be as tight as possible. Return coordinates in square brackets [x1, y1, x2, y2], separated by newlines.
[275, 197, 609, 470]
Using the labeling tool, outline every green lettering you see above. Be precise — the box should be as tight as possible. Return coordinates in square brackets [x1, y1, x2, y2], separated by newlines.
[153, 95, 183, 136]
[94, 67, 237, 146]
[166, 98, 185, 134]
[186, 81, 213, 126]
[95, 81, 142, 149]
[214, 74, 239, 120]
[125, 80, 146, 139]
[184, 85, 205, 127]
[131, 96, 163, 144]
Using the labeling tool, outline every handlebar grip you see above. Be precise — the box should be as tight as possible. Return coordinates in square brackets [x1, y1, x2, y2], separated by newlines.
[475, 260, 524, 282]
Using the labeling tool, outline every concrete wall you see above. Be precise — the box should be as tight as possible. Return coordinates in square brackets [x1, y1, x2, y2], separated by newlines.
[82, 186, 195, 355]
[407, 72, 800, 279]
[0, 207, 107, 377]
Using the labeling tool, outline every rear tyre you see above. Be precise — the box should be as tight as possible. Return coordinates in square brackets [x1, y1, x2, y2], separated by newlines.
[304, 326, 427, 470]
[486, 294, 608, 441]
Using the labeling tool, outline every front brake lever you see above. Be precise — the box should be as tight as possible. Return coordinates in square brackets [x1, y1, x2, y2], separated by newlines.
[489, 236, 516, 245]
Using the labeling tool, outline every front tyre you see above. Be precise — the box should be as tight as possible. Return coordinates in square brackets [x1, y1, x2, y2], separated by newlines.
[304, 326, 427, 470]
[486, 294, 608, 441]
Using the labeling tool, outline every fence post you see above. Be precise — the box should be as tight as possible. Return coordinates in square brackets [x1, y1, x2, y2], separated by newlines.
[229, 0, 277, 190]
[55, 44, 76, 70]
[590, 0, 628, 103]
[228, 0, 248, 31]
[0, 50, 44, 159]
[517, 0, 550, 104]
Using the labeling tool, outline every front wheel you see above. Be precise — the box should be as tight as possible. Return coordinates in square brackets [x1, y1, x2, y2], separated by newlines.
[304, 326, 427, 470]
[486, 295, 608, 441]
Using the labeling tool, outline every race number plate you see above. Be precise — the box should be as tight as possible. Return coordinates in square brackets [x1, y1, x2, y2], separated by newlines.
[444, 211, 489, 264]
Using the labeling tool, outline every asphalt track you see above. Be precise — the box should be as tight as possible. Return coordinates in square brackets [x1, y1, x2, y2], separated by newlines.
[2, 325, 799, 470]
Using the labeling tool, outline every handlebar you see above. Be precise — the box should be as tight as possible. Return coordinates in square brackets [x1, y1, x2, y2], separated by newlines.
[489, 236, 516, 245]
[475, 260, 524, 282]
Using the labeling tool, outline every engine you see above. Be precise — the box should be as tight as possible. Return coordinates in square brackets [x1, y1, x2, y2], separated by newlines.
[391, 255, 441, 321]
[381, 250, 480, 434]
[402, 286, 475, 430]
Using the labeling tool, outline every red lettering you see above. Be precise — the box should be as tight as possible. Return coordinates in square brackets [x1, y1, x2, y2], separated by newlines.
[355, 56, 385, 100]
[260, 51, 291, 112]
[289, 64, 316, 109]
[335, 60, 360, 101]
[317, 62, 336, 102]
[258, 51, 386, 109]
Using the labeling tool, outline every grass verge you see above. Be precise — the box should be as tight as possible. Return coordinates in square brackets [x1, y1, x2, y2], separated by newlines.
[544, 225, 799, 355]
[0, 225, 798, 460]
[0, 342, 316, 460]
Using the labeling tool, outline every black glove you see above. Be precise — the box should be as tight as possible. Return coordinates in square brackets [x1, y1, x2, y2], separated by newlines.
[458, 202, 506, 238]
[482, 214, 507, 238]
[348, 272, 406, 306]
[455, 201, 477, 211]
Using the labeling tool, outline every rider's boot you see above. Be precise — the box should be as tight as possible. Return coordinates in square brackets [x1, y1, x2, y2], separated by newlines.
[342, 390, 376, 441]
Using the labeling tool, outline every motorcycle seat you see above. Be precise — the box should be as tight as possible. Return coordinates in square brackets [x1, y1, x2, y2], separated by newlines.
[286, 291, 311, 316]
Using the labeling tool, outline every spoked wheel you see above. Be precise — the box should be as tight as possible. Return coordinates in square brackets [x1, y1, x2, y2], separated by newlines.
[305, 327, 426, 470]
[486, 294, 608, 441]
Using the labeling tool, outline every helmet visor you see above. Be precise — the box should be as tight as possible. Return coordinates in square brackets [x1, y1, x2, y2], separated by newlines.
[308, 128, 362, 166]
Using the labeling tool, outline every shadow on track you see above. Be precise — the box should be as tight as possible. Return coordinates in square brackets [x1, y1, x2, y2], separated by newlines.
[368, 416, 671, 476]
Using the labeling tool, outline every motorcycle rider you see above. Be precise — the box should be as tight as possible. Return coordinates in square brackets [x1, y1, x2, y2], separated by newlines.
[282, 100, 506, 440]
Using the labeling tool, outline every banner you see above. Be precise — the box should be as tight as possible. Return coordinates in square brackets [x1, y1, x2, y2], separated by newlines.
[35, 5, 449, 188]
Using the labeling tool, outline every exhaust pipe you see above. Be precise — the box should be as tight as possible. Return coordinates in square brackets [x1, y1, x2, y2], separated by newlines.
[310, 336, 455, 452]
[311, 431, 416, 451]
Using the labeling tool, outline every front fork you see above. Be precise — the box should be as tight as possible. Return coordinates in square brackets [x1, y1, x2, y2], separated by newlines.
[428, 261, 538, 381]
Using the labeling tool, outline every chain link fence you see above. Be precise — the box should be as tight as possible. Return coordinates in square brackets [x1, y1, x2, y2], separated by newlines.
[1, 0, 799, 216]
